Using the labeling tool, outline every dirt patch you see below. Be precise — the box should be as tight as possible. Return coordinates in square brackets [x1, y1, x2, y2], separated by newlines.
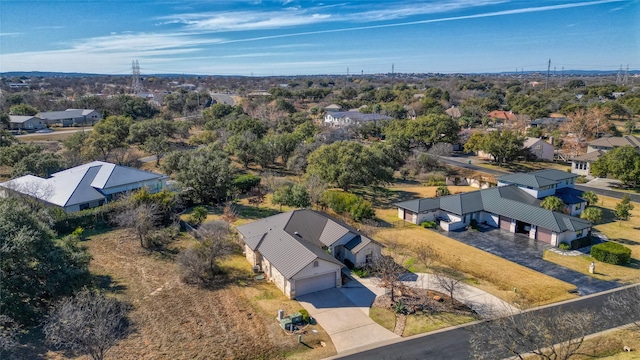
[372, 287, 473, 316]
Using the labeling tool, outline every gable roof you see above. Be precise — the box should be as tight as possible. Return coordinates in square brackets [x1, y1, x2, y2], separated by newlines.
[523, 137, 552, 149]
[488, 110, 518, 121]
[395, 184, 591, 233]
[571, 150, 606, 162]
[0, 161, 166, 208]
[327, 111, 392, 122]
[588, 135, 640, 149]
[9, 115, 38, 124]
[236, 209, 378, 279]
[497, 169, 577, 188]
[36, 109, 87, 120]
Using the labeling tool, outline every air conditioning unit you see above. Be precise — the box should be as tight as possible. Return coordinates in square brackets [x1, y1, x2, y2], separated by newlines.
[253, 265, 262, 273]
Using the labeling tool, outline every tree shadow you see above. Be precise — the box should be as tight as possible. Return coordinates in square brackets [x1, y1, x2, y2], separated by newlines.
[93, 274, 128, 294]
[235, 204, 281, 219]
[352, 185, 422, 210]
[613, 238, 640, 246]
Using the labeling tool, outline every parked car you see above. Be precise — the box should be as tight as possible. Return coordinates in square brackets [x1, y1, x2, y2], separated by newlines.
[35, 128, 53, 133]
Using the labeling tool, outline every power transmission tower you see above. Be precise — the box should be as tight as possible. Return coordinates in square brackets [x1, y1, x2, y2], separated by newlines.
[131, 60, 143, 94]
[616, 65, 623, 85]
[623, 64, 629, 85]
[545, 59, 551, 89]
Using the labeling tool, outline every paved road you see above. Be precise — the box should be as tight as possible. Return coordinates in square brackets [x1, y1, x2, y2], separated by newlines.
[16, 127, 93, 137]
[441, 156, 640, 202]
[332, 285, 640, 360]
[210, 92, 236, 105]
[445, 228, 620, 295]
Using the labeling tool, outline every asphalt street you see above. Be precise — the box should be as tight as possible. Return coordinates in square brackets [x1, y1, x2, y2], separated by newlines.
[333, 285, 640, 360]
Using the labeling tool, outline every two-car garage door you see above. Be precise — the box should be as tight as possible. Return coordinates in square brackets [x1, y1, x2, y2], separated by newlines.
[295, 272, 336, 297]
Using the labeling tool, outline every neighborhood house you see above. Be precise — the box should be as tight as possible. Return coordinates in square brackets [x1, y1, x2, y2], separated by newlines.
[236, 209, 382, 298]
[0, 161, 167, 213]
[36, 108, 101, 127]
[396, 169, 591, 247]
[571, 135, 640, 177]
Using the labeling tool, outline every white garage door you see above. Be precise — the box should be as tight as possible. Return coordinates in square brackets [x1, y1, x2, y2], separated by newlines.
[295, 272, 336, 297]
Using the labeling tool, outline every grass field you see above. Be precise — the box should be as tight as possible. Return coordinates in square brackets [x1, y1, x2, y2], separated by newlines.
[34, 229, 336, 360]
[544, 195, 640, 283]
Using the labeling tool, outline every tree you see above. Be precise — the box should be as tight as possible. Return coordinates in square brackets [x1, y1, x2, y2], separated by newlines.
[0, 315, 20, 356]
[581, 191, 598, 207]
[177, 220, 237, 287]
[11, 152, 66, 178]
[464, 130, 524, 166]
[580, 207, 603, 224]
[434, 267, 465, 305]
[0, 199, 91, 326]
[226, 131, 257, 168]
[413, 242, 440, 290]
[44, 289, 130, 360]
[105, 94, 158, 119]
[114, 201, 161, 248]
[127, 118, 178, 144]
[271, 182, 311, 210]
[471, 307, 599, 360]
[615, 194, 634, 221]
[0, 142, 42, 166]
[540, 196, 565, 212]
[591, 146, 640, 187]
[140, 135, 170, 166]
[624, 119, 637, 134]
[82, 115, 132, 162]
[189, 206, 208, 225]
[372, 254, 405, 303]
[162, 145, 235, 204]
[384, 115, 460, 151]
[9, 103, 38, 116]
[306, 141, 394, 190]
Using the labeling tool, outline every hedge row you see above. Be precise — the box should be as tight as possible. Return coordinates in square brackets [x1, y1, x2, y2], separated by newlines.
[590, 242, 631, 265]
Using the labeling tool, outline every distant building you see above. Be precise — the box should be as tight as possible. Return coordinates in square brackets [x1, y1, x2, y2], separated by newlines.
[8, 115, 46, 130]
[571, 135, 640, 176]
[523, 137, 555, 161]
[488, 110, 518, 123]
[36, 109, 101, 127]
[445, 106, 462, 118]
[324, 111, 391, 127]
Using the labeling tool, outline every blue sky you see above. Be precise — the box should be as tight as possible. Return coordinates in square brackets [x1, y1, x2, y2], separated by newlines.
[0, 0, 638, 75]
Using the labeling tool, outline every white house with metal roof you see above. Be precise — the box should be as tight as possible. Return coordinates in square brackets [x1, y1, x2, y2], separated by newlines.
[8, 115, 46, 130]
[396, 169, 591, 247]
[324, 111, 392, 127]
[236, 209, 382, 298]
[0, 161, 167, 212]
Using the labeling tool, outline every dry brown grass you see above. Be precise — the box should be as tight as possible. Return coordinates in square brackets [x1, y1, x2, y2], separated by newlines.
[523, 329, 640, 360]
[374, 227, 577, 306]
[39, 229, 336, 360]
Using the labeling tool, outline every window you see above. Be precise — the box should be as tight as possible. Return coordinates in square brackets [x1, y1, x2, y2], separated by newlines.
[313, 260, 319, 268]
[576, 203, 582, 209]
[365, 251, 373, 264]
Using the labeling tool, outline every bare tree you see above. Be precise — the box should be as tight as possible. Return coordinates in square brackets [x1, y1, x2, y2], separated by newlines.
[114, 202, 161, 248]
[178, 220, 237, 287]
[44, 289, 130, 360]
[3, 179, 54, 211]
[433, 266, 465, 305]
[603, 284, 640, 331]
[470, 308, 599, 360]
[413, 242, 440, 289]
[0, 315, 20, 357]
[372, 255, 406, 303]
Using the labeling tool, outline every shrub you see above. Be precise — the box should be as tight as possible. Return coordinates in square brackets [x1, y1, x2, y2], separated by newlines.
[469, 219, 478, 230]
[189, 206, 208, 225]
[352, 267, 370, 278]
[590, 242, 631, 265]
[298, 309, 310, 324]
[558, 242, 571, 250]
[423, 175, 446, 186]
[393, 301, 408, 315]
[322, 191, 375, 222]
[421, 221, 437, 229]
[232, 174, 261, 194]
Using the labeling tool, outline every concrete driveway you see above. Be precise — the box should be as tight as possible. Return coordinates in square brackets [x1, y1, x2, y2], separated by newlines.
[296, 284, 398, 353]
[444, 228, 620, 295]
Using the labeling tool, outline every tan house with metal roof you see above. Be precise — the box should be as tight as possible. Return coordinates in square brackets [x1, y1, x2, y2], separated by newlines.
[571, 135, 640, 176]
[236, 209, 382, 298]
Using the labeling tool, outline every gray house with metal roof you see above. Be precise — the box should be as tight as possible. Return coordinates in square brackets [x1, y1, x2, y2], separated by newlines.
[36, 109, 101, 127]
[396, 169, 591, 247]
[236, 209, 382, 298]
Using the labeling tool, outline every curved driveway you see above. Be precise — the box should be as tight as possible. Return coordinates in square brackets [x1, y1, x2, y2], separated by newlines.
[443, 228, 620, 295]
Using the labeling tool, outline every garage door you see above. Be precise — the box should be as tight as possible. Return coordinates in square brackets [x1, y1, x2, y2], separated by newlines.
[499, 215, 512, 231]
[537, 227, 553, 243]
[404, 210, 415, 222]
[295, 272, 336, 297]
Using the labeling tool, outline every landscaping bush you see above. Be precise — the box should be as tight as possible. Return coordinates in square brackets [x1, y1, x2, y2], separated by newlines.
[469, 219, 478, 230]
[232, 174, 261, 194]
[322, 191, 375, 222]
[570, 236, 594, 250]
[421, 221, 437, 229]
[590, 242, 632, 265]
[352, 267, 370, 278]
[393, 301, 408, 315]
[558, 242, 571, 250]
[298, 309, 310, 324]
[423, 175, 446, 186]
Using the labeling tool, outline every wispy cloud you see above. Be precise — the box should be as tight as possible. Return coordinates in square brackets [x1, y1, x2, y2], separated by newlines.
[0, 32, 21, 37]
